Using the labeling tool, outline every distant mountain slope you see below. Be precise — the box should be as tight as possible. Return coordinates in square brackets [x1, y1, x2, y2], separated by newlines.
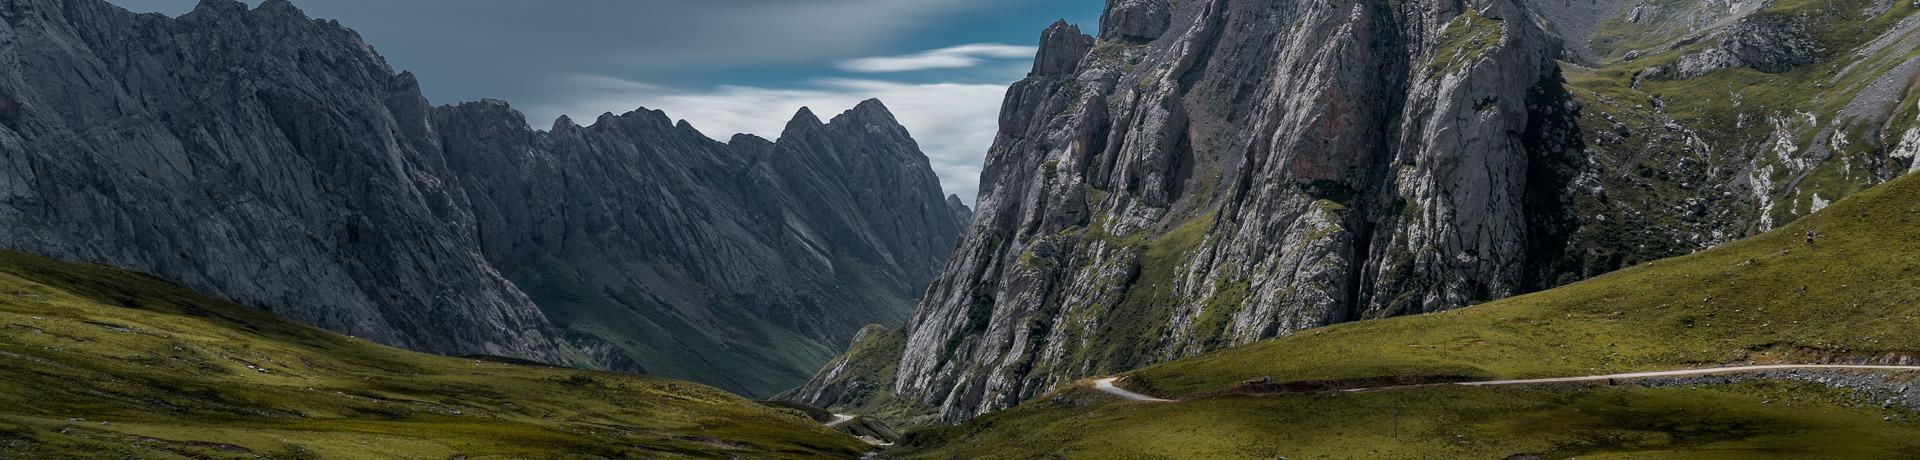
[0, 0, 967, 396]
[792, 0, 1920, 422]
[0, 248, 869, 459]
[438, 100, 969, 396]
[892, 165, 1920, 459]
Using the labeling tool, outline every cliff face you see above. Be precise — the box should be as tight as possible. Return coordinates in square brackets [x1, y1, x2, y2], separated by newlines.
[894, 0, 1569, 422]
[0, 0, 967, 396]
[791, 0, 1920, 422]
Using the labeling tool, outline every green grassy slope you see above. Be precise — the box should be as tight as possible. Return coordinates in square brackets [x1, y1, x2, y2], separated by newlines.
[900, 382, 1920, 459]
[781, 325, 929, 424]
[512, 252, 916, 399]
[891, 171, 1920, 458]
[0, 250, 868, 459]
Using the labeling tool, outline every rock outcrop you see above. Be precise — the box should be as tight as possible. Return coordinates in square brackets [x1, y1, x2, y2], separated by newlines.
[792, 0, 1920, 423]
[1668, 12, 1825, 79]
[0, 0, 967, 396]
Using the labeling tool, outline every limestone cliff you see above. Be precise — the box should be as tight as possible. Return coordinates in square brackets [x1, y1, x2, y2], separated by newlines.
[791, 0, 1920, 422]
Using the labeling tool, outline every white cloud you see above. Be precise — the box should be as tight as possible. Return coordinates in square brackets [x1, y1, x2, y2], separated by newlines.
[836, 43, 1038, 73]
[118, 0, 1017, 69]
[523, 75, 1011, 204]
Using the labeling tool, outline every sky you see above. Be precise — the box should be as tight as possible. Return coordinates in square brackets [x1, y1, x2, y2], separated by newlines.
[107, 0, 1107, 203]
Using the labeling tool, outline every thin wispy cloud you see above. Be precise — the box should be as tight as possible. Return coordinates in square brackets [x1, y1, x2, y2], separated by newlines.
[525, 75, 1012, 204]
[836, 43, 1037, 73]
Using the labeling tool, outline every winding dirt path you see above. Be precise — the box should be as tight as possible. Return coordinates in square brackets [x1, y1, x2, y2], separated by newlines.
[1092, 377, 1173, 402]
[1093, 364, 1920, 402]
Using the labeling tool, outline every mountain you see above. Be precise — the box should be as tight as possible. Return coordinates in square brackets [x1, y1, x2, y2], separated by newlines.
[0, 247, 871, 458]
[436, 100, 969, 396]
[790, 0, 1920, 422]
[889, 156, 1920, 459]
[0, 0, 967, 397]
[0, 0, 569, 362]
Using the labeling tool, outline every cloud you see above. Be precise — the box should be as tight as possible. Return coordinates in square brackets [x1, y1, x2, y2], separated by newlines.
[523, 75, 1013, 204]
[107, 0, 1036, 108]
[117, 0, 993, 66]
[836, 43, 1038, 73]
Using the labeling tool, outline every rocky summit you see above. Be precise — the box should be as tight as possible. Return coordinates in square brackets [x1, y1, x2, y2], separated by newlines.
[790, 0, 1920, 422]
[0, 0, 966, 396]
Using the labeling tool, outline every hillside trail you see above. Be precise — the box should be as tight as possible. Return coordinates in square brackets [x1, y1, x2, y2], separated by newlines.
[1091, 364, 1920, 401]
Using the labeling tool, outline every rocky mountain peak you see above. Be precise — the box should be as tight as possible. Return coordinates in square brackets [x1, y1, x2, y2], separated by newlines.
[730, 133, 774, 149]
[834, 98, 902, 128]
[1033, 20, 1094, 76]
[551, 114, 577, 133]
[188, 0, 247, 15]
[782, 106, 827, 136]
[947, 195, 975, 225]
[1098, 0, 1171, 42]
[254, 0, 305, 17]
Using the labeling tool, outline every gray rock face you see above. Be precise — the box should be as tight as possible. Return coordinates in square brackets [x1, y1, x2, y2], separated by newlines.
[1032, 21, 1096, 77]
[1669, 13, 1825, 79]
[0, 0, 966, 396]
[794, 0, 1580, 423]
[1098, 0, 1171, 43]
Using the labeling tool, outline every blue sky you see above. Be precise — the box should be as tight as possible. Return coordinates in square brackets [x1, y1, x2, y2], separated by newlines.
[108, 0, 1106, 203]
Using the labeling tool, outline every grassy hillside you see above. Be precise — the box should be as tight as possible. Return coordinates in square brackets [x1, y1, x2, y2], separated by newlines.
[899, 381, 1920, 459]
[890, 171, 1920, 458]
[1555, 0, 1920, 274]
[0, 250, 868, 459]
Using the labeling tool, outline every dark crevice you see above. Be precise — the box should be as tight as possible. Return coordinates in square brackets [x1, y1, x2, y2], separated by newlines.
[1171, 0, 1231, 92]
[1344, 0, 1419, 319]
[1165, 111, 1196, 203]
[1340, 220, 1376, 323]
[1518, 66, 1589, 291]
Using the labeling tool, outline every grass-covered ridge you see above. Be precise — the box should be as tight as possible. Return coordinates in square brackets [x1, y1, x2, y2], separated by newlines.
[890, 171, 1920, 459]
[1429, 9, 1505, 77]
[0, 250, 868, 459]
